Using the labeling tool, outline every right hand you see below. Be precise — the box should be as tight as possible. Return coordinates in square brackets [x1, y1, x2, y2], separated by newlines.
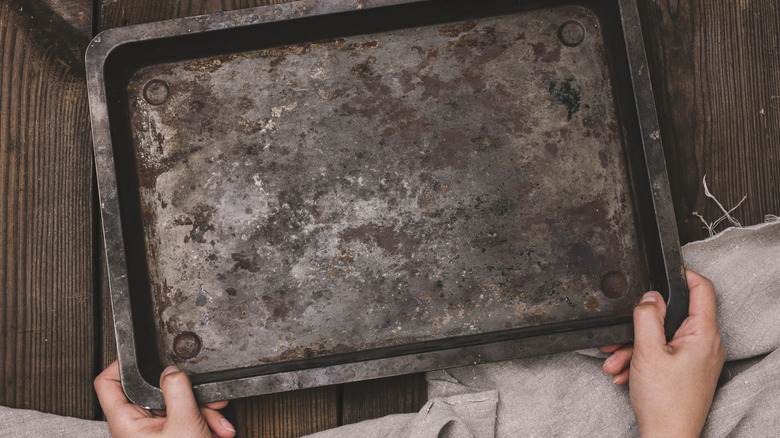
[601, 270, 726, 437]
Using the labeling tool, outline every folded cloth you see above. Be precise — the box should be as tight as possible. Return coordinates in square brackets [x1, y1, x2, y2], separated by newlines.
[312, 391, 499, 438]
[307, 219, 780, 438]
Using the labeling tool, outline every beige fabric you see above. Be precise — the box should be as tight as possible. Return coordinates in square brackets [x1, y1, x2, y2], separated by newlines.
[0, 406, 110, 437]
[313, 391, 498, 438]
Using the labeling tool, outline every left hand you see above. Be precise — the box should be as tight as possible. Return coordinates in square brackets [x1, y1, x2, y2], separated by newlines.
[94, 361, 236, 438]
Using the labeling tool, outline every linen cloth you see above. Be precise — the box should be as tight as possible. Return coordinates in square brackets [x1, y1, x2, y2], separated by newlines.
[1, 219, 777, 437]
[0, 406, 110, 438]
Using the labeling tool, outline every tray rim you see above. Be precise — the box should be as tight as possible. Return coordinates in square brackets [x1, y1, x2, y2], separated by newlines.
[86, 0, 688, 409]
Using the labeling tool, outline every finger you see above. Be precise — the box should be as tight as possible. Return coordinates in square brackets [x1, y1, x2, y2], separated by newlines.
[611, 367, 630, 385]
[602, 344, 634, 375]
[685, 270, 718, 323]
[159, 367, 201, 427]
[94, 361, 132, 420]
[204, 400, 229, 410]
[598, 344, 623, 353]
[200, 407, 236, 438]
[632, 291, 668, 351]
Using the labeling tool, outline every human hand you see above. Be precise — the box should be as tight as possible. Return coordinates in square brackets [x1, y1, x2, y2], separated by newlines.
[600, 270, 726, 437]
[94, 361, 236, 438]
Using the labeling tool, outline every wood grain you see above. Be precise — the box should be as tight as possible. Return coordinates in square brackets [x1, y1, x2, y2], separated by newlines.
[0, 2, 95, 418]
[9, 0, 91, 62]
[342, 374, 427, 425]
[228, 386, 340, 438]
[39, 0, 92, 37]
[637, 0, 780, 243]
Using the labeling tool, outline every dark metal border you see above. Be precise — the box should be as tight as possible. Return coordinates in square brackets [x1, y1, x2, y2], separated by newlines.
[86, 0, 687, 409]
[617, 0, 689, 334]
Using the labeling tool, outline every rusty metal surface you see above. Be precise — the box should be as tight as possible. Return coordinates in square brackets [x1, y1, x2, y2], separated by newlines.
[87, 0, 689, 409]
[125, 5, 648, 375]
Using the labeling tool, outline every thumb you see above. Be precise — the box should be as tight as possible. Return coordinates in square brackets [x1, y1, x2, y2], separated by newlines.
[159, 367, 203, 427]
[633, 291, 668, 351]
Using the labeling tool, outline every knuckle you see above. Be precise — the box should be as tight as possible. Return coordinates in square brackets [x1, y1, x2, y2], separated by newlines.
[163, 371, 191, 387]
[633, 303, 657, 318]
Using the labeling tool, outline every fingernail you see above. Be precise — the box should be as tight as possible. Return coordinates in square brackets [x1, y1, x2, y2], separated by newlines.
[612, 374, 620, 384]
[640, 292, 657, 304]
[220, 417, 235, 433]
[162, 366, 180, 377]
[603, 354, 616, 369]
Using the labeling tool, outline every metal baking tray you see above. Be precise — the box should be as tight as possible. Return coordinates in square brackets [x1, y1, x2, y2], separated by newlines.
[87, 0, 687, 409]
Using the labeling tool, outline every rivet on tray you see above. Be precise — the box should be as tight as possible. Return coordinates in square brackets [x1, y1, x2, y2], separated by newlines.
[143, 79, 171, 105]
[601, 271, 628, 299]
[558, 20, 586, 47]
[173, 331, 201, 359]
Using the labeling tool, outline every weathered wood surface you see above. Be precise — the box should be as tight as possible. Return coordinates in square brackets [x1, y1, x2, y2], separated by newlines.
[0, 0, 777, 434]
[637, 0, 780, 244]
[341, 374, 428, 425]
[227, 386, 341, 437]
[0, 0, 95, 419]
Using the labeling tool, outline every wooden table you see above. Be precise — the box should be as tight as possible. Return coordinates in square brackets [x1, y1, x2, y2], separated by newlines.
[1, 0, 777, 436]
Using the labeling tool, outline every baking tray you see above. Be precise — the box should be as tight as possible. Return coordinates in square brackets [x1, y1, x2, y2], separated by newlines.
[87, 0, 687, 409]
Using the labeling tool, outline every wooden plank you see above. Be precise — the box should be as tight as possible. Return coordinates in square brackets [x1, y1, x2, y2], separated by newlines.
[0, 1, 95, 419]
[228, 386, 340, 438]
[39, 0, 92, 37]
[8, 0, 91, 62]
[637, 0, 780, 244]
[342, 374, 427, 425]
[96, 0, 346, 434]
